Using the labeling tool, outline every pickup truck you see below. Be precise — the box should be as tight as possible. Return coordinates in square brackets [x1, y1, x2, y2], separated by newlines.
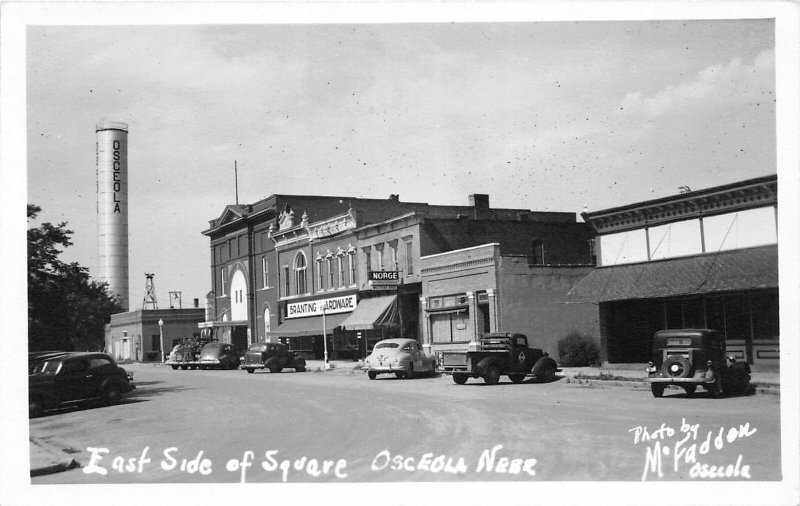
[438, 333, 559, 385]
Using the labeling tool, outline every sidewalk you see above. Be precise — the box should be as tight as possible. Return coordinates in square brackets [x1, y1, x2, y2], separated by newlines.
[29, 437, 78, 478]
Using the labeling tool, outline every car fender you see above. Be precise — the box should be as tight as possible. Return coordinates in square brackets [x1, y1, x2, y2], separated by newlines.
[293, 357, 306, 369]
[29, 387, 58, 409]
[475, 356, 499, 374]
[531, 356, 557, 376]
[264, 356, 279, 368]
[99, 376, 128, 394]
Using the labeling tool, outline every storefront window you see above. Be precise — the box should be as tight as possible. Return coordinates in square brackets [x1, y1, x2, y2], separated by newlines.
[348, 251, 356, 285]
[405, 240, 414, 275]
[316, 258, 324, 292]
[294, 252, 307, 295]
[724, 294, 750, 341]
[338, 255, 346, 287]
[599, 229, 648, 266]
[751, 291, 779, 340]
[648, 219, 702, 260]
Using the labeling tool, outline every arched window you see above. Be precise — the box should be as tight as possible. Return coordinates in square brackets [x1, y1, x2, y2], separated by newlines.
[263, 305, 271, 335]
[294, 252, 308, 295]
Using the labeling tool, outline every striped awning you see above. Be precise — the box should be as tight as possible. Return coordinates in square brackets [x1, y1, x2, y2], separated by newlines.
[339, 295, 399, 331]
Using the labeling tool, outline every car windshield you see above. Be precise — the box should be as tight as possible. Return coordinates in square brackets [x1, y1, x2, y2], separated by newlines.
[374, 342, 399, 349]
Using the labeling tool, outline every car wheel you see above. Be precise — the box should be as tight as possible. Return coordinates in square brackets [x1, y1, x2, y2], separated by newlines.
[651, 383, 665, 398]
[684, 385, 697, 396]
[453, 373, 468, 384]
[269, 365, 282, 374]
[295, 365, 306, 372]
[103, 383, 123, 405]
[246, 368, 254, 374]
[484, 365, 501, 385]
[368, 371, 377, 380]
[404, 364, 415, 380]
[170, 365, 178, 370]
[180, 365, 188, 370]
[394, 372, 404, 379]
[509, 373, 526, 384]
[29, 396, 43, 418]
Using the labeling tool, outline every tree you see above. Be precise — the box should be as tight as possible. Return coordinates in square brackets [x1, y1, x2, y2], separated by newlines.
[28, 204, 123, 351]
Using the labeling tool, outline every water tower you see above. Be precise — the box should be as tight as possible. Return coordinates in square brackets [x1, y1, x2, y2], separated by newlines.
[96, 120, 129, 310]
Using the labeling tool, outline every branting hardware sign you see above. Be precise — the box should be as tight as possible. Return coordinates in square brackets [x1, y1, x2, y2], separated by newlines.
[287, 295, 357, 318]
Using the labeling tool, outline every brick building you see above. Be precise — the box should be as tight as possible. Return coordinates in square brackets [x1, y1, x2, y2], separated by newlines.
[568, 174, 779, 365]
[203, 193, 596, 360]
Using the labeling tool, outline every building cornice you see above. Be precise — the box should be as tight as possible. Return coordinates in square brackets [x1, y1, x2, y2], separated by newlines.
[583, 174, 777, 235]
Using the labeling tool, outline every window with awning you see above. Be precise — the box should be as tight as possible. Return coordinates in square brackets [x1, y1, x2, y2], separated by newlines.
[339, 295, 398, 331]
[268, 312, 350, 337]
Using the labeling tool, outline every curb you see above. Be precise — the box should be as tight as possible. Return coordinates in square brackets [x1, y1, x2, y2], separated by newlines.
[562, 377, 780, 395]
[29, 438, 79, 477]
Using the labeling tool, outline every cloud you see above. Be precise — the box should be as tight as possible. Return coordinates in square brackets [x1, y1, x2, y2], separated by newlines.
[617, 49, 774, 116]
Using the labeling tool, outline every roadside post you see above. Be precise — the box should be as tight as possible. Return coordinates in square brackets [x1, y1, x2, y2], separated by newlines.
[158, 319, 165, 363]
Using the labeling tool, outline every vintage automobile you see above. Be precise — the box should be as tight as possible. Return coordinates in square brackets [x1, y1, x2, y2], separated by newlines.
[197, 342, 241, 370]
[28, 352, 135, 417]
[365, 338, 436, 379]
[438, 332, 559, 385]
[646, 329, 751, 398]
[241, 342, 306, 373]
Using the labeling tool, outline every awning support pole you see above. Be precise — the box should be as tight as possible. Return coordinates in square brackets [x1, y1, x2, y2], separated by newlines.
[322, 309, 329, 370]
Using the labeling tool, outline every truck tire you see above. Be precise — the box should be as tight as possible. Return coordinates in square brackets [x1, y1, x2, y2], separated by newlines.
[368, 371, 377, 380]
[651, 383, 665, 398]
[452, 373, 468, 384]
[509, 373, 526, 384]
[246, 368, 255, 374]
[484, 365, 501, 385]
[539, 363, 556, 383]
[171, 365, 178, 370]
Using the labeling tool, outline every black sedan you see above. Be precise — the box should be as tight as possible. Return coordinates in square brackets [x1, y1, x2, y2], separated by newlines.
[28, 352, 135, 417]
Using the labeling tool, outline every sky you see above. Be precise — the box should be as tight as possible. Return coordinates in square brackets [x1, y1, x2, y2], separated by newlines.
[22, 10, 778, 309]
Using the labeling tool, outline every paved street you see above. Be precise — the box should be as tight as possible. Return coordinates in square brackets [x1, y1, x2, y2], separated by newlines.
[30, 363, 781, 484]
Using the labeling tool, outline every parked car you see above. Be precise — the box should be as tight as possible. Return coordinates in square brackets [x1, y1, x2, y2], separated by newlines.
[646, 329, 752, 398]
[28, 352, 135, 417]
[197, 342, 241, 370]
[365, 338, 436, 379]
[240, 342, 306, 373]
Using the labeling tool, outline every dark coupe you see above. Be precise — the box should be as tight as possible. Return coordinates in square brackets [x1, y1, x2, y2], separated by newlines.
[28, 351, 135, 417]
[241, 342, 306, 373]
